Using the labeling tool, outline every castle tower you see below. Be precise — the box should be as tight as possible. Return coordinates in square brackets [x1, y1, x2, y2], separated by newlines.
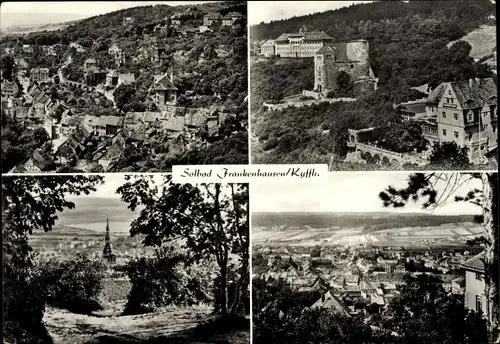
[102, 216, 116, 263]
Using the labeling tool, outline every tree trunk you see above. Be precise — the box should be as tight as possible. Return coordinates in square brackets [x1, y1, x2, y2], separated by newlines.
[220, 260, 228, 317]
[481, 173, 499, 341]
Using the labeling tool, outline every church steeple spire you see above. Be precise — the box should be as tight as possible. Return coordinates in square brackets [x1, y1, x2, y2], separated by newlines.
[103, 215, 114, 262]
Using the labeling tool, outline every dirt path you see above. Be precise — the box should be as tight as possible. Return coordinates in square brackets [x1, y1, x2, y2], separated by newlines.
[44, 305, 214, 344]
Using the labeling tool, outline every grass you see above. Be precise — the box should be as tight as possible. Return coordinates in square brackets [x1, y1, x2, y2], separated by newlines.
[447, 25, 496, 60]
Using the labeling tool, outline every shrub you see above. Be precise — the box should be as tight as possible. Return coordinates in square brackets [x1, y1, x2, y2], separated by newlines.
[36, 254, 106, 314]
[123, 246, 215, 315]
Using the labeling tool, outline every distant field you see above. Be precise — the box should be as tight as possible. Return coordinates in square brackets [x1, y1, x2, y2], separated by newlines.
[252, 222, 484, 247]
[448, 25, 496, 60]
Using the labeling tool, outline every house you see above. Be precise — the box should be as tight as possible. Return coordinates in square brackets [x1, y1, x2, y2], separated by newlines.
[123, 17, 135, 26]
[159, 116, 185, 133]
[1, 80, 19, 97]
[152, 73, 178, 109]
[359, 280, 379, 299]
[92, 130, 127, 171]
[461, 251, 487, 315]
[8, 149, 54, 173]
[85, 69, 107, 86]
[452, 276, 465, 295]
[30, 68, 50, 83]
[84, 58, 97, 70]
[69, 42, 86, 53]
[199, 25, 211, 33]
[54, 126, 92, 164]
[203, 12, 222, 26]
[93, 116, 124, 137]
[222, 12, 243, 26]
[118, 73, 135, 86]
[59, 111, 81, 136]
[419, 78, 498, 162]
[108, 44, 122, 55]
[394, 264, 406, 274]
[310, 290, 351, 317]
[106, 70, 119, 87]
[14, 58, 29, 70]
[170, 12, 185, 26]
[22, 44, 34, 54]
[261, 39, 276, 57]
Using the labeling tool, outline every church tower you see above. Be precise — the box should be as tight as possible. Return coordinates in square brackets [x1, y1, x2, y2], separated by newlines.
[102, 216, 116, 263]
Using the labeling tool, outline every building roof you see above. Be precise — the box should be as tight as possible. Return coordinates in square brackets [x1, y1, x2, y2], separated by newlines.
[450, 78, 497, 110]
[275, 31, 333, 42]
[29, 150, 54, 170]
[461, 251, 485, 273]
[118, 73, 135, 85]
[310, 291, 351, 316]
[184, 109, 208, 127]
[425, 83, 447, 105]
[316, 43, 359, 63]
[205, 12, 222, 19]
[95, 115, 124, 127]
[153, 74, 178, 91]
[160, 116, 184, 132]
[224, 12, 243, 19]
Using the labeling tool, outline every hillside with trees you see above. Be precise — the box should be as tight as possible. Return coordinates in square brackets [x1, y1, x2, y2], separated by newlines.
[250, 0, 496, 167]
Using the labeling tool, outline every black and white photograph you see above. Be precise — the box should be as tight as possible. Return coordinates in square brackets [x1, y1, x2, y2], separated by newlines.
[250, 0, 498, 170]
[252, 172, 499, 343]
[1, 1, 248, 173]
[3, 175, 250, 343]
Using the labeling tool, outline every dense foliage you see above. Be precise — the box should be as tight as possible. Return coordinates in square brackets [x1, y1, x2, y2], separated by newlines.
[251, 0, 496, 166]
[35, 254, 106, 314]
[3, 176, 103, 344]
[124, 246, 215, 315]
[253, 273, 488, 344]
[1, 113, 52, 173]
[428, 141, 470, 168]
[117, 176, 249, 317]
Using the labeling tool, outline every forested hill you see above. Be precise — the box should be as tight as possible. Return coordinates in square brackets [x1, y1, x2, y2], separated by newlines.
[3, 1, 246, 46]
[250, 0, 495, 42]
[251, 0, 496, 99]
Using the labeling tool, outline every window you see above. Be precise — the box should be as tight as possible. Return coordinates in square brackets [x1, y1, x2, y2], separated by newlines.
[482, 124, 488, 131]
[476, 272, 482, 280]
[454, 131, 459, 139]
[468, 113, 474, 122]
[476, 295, 483, 312]
[442, 129, 447, 136]
[468, 133, 473, 141]
[481, 145, 485, 151]
[350, 64, 354, 69]
[453, 114, 458, 120]
[442, 112, 446, 118]
[450, 98, 454, 104]
[448, 90, 451, 95]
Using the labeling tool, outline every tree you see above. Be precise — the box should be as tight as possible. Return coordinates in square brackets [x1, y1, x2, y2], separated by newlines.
[113, 84, 136, 111]
[116, 175, 249, 317]
[429, 141, 470, 167]
[3, 176, 103, 343]
[379, 173, 499, 341]
[336, 71, 353, 96]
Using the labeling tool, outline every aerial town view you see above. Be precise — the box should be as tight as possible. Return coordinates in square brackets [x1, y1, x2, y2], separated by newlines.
[252, 172, 499, 343]
[1, 1, 248, 173]
[3, 174, 250, 343]
[250, 0, 498, 170]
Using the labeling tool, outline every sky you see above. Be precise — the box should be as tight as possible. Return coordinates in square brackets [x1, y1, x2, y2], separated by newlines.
[250, 173, 484, 215]
[67, 174, 167, 199]
[0, 1, 216, 27]
[248, 1, 373, 25]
